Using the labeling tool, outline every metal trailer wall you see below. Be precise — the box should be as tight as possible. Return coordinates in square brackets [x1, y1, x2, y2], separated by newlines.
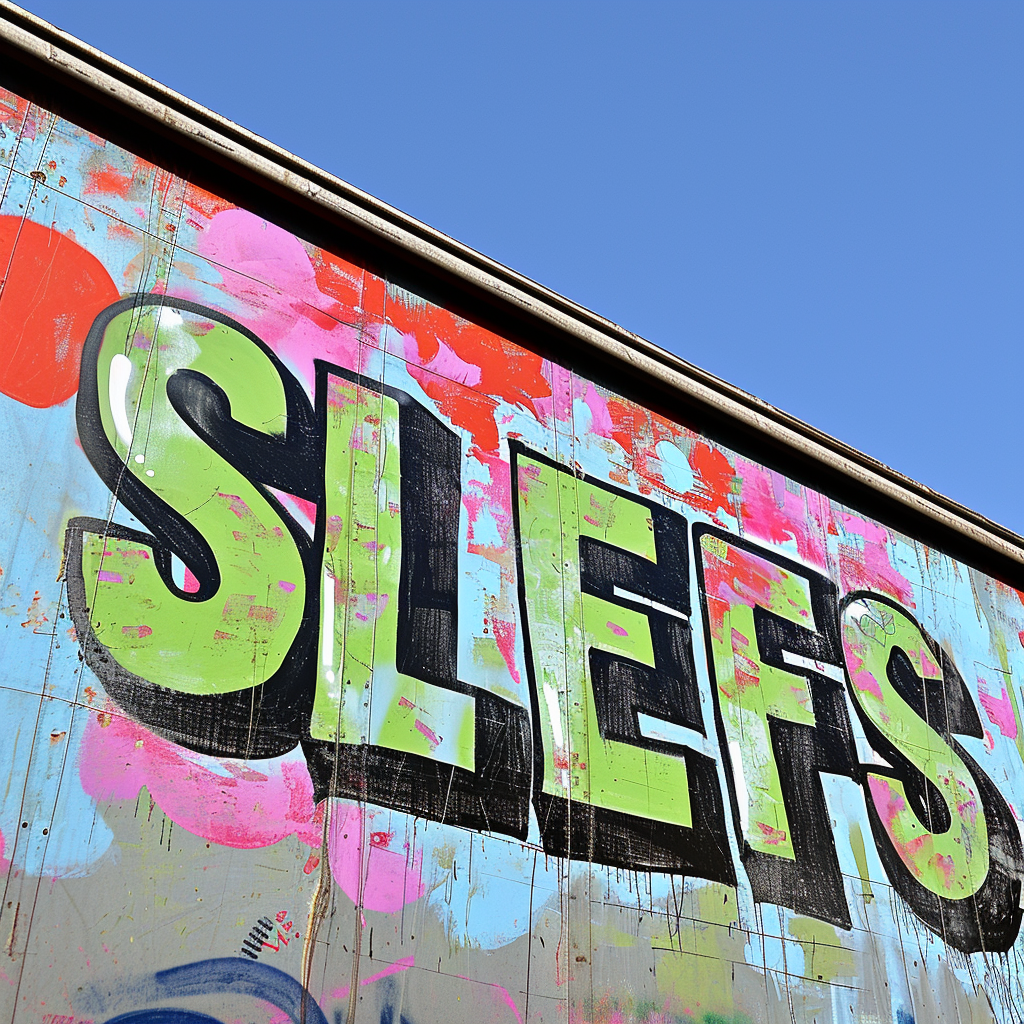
[0, 8, 1022, 1024]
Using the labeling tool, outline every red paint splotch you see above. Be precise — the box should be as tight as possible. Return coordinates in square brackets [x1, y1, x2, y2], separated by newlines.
[83, 164, 135, 199]
[603, 399, 736, 520]
[491, 618, 521, 686]
[605, 397, 661, 491]
[389, 294, 550, 455]
[0, 215, 119, 407]
[699, 538, 791, 642]
[687, 442, 738, 520]
[0, 88, 43, 139]
[416, 370, 502, 454]
[181, 181, 237, 222]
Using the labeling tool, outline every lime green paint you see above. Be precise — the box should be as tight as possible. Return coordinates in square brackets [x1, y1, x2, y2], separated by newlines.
[699, 535, 819, 860]
[311, 373, 474, 770]
[848, 821, 875, 904]
[989, 636, 1024, 768]
[516, 453, 691, 827]
[787, 916, 854, 982]
[80, 307, 304, 695]
[653, 883, 756, 1022]
[842, 596, 990, 899]
[589, 920, 639, 949]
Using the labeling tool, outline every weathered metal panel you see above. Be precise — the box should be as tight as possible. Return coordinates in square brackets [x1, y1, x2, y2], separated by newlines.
[0, 71, 1022, 1024]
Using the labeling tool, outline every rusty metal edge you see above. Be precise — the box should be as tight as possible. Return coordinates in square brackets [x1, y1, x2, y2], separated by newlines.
[0, 0, 1022, 571]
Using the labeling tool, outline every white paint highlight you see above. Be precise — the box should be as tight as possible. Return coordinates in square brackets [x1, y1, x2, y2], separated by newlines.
[729, 739, 750, 838]
[109, 353, 134, 448]
[781, 650, 846, 683]
[321, 567, 336, 675]
[543, 683, 565, 751]
[158, 307, 184, 329]
[613, 586, 689, 622]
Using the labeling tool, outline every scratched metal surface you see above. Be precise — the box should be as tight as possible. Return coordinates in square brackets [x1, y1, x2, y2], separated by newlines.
[0, 85, 1022, 1024]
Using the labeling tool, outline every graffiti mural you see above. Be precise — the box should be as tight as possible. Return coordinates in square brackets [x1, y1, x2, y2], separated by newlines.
[1, 80, 1023, 1024]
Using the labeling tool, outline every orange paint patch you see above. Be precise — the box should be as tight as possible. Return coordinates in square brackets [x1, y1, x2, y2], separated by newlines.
[106, 220, 137, 241]
[688, 442, 737, 518]
[0, 215, 119, 407]
[84, 164, 134, 198]
[387, 292, 550, 454]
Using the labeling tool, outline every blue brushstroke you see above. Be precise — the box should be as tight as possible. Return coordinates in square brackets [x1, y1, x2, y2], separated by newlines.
[95, 958, 326, 1024]
[106, 1012, 223, 1024]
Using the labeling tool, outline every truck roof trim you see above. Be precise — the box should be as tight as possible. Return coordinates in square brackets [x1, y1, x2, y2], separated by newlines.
[1, 0, 1021, 575]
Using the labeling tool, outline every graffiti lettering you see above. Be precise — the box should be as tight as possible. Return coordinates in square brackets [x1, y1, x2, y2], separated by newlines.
[65, 300, 1020, 951]
[511, 444, 733, 879]
[841, 594, 1024, 951]
[695, 528, 857, 926]
[68, 296, 319, 757]
[303, 364, 532, 837]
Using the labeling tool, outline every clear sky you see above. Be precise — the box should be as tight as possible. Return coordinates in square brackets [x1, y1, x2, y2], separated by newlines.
[19, 1, 1024, 534]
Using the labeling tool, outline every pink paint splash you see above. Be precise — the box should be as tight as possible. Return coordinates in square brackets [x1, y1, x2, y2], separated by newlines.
[407, 332, 483, 387]
[196, 209, 366, 390]
[837, 513, 914, 606]
[978, 678, 1019, 739]
[868, 775, 906, 824]
[464, 453, 515, 555]
[267, 488, 317, 536]
[183, 565, 201, 594]
[917, 646, 939, 679]
[530, 365, 615, 441]
[80, 707, 425, 914]
[699, 540, 790, 627]
[582, 382, 613, 438]
[534, 362, 575, 424]
[843, 649, 884, 701]
[79, 708, 321, 849]
[930, 852, 955, 890]
[735, 461, 827, 569]
[330, 955, 415, 1000]
[461, 451, 524, 690]
[455, 975, 524, 1024]
[414, 720, 440, 747]
[327, 803, 425, 913]
[755, 821, 788, 845]
[491, 618, 521, 686]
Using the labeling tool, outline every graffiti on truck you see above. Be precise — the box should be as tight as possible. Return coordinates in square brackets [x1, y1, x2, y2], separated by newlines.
[2, 81, 1024, 1023]
[59, 294, 1024, 955]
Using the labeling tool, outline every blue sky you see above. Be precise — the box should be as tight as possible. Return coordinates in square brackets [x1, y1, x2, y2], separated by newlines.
[21, 1, 1024, 534]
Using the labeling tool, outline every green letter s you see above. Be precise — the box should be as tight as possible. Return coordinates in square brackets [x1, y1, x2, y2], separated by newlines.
[68, 296, 319, 757]
[841, 593, 1023, 952]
